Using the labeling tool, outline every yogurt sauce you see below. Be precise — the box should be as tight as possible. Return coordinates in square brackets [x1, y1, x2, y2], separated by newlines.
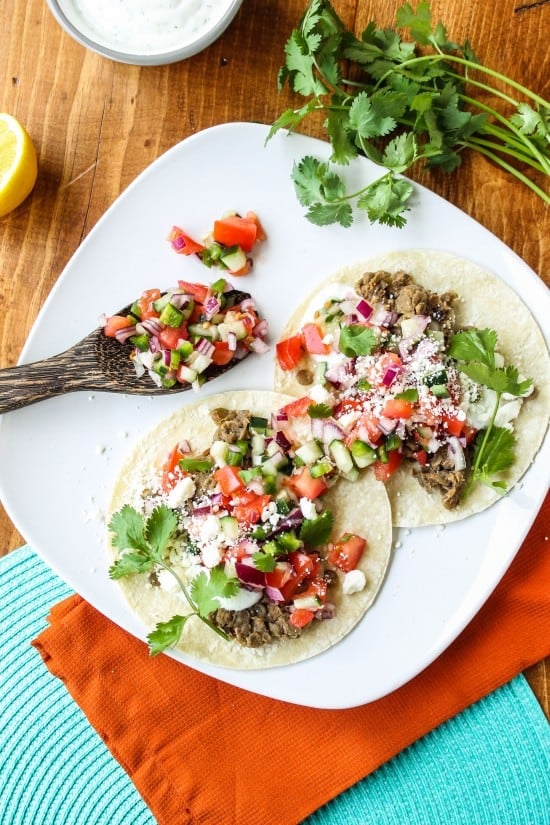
[57, 0, 236, 56]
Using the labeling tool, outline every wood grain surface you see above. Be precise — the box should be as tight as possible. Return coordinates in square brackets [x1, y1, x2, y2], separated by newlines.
[1, 0, 548, 715]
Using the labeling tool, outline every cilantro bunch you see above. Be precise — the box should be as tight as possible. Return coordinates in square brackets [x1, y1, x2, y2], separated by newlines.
[269, 0, 550, 227]
[109, 504, 240, 655]
[448, 329, 533, 497]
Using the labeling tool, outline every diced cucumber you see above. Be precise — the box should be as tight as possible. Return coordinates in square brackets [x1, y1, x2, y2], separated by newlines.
[250, 416, 269, 432]
[220, 245, 247, 273]
[430, 384, 450, 398]
[218, 319, 247, 341]
[187, 351, 212, 374]
[342, 467, 360, 482]
[329, 439, 354, 474]
[159, 302, 184, 328]
[188, 323, 219, 342]
[293, 594, 322, 611]
[220, 516, 239, 540]
[350, 439, 377, 468]
[262, 452, 288, 475]
[177, 340, 194, 360]
[310, 459, 333, 478]
[152, 292, 173, 312]
[209, 440, 229, 466]
[295, 440, 324, 465]
[251, 432, 266, 456]
[177, 365, 198, 383]
[130, 333, 150, 352]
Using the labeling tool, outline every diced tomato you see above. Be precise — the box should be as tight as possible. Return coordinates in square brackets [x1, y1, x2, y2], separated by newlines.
[289, 609, 315, 629]
[289, 550, 320, 578]
[382, 398, 414, 419]
[287, 467, 328, 500]
[301, 323, 329, 355]
[211, 341, 234, 366]
[222, 542, 250, 563]
[214, 465, 244, 496]
[245, 211, 267, 241]
[137, 288, 161, 320]
[159, 323, 189, 350]
[278, 396, 313, 419]
[276, 334, 304, 371]
[373, 449, 403, 481]
[327, 534, 367, 573]
[160, 444, 188, 492]
[167, 226, 205, 256]
[441, 414, 464, 437]
[413, 449, 428, 466]
[213, 215, 257, 252]
[346, 412, 382, 445]
[103, 315, 133, 338]
[233, 492, 271, 525]
[296, 578, 328, 604]
[462, 423, 478, 445]
[265, 562, 293, 590]
[177, 281, 209, 304]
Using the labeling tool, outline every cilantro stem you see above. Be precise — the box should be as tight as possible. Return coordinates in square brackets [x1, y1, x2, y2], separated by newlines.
[460, 141, 550, 204]
[463, 392, 501, 498]
[465, 134, 547, 176]
[156, 561, 231, 642]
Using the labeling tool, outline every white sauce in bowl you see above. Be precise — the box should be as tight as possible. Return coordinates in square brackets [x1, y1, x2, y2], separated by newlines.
[57, 0, 237, 56]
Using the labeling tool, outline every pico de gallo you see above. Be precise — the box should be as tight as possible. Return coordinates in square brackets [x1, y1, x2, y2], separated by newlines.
[168, 210, 266, 276]
[103, 278, 269, 389]
[276, 269, 532, 508]
[140, 398, 370, 645]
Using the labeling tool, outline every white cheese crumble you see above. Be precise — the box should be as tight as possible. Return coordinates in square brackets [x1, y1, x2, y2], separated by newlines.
[342, 569, 367, 595]
[299, 497, 318, 520]
[166, 476, 196, 508]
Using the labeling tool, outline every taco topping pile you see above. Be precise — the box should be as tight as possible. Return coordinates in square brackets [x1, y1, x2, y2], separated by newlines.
[103, 278, 268, 390]
[276, 269, 534, 508]
[109, 397, 373, 654]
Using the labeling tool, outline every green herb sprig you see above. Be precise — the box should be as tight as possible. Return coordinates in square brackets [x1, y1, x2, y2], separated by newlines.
[268, 0, 549, 228]
[448, 329, 533, 497]
[109, 504, 239, 655]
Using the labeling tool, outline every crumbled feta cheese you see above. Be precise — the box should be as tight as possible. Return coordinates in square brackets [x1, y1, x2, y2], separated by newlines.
[342, 569, 366, 595]
[157, 568, 180, 593]
[201, 542, 224, 568]
[308, 383, 334, 404]
[166, 476, 196, 508]
[299, 497, 318, 520]
[200, 514, 221, 541]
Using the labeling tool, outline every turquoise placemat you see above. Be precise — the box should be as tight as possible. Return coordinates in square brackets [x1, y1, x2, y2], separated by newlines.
[1, 546, 549, 825]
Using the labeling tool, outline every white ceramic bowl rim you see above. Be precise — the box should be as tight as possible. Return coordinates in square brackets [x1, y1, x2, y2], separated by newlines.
[45, 0, 244, 66]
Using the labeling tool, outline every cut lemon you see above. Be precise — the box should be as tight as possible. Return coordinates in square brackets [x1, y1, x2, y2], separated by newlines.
[0, 113, 38, 218]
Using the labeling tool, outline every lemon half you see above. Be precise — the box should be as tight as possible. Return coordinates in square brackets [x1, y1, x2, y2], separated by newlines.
[0, 113, 38, 218]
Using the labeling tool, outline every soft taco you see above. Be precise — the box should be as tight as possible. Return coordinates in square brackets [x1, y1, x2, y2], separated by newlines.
[274, 250, 550, 527]
[107, 390, 392, 669]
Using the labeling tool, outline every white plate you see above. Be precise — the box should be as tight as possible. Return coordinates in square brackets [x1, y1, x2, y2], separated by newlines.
[1, 123, 548, 709]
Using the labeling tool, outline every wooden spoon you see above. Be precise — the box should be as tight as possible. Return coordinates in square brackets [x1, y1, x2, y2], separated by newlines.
[0, 289, 252, 414]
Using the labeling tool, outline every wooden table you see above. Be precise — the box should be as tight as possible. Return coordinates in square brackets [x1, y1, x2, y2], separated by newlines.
[1, 0, 548, 714]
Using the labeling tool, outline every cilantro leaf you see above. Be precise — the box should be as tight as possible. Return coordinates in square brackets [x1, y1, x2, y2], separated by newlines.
[339, 324, 377, 356]
[357, 173, 414, 227]
[190, 566, 240, 618]
[108, 505, 150, 554]
[448, 328, 498, 367]
[459, 363, 532, 397]
[147, 615, 188, 656]
[306, 200, 354, 227]
[146, 505, 178, 559]
[471, 426, 516, 489]
[308, 403, 333, 418]
[299, 510, 334, 547]
[109, 551, 155, 580]
[252, 553, 278, 572]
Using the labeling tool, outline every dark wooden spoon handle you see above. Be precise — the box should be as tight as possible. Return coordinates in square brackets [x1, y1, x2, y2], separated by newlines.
[0, 354, 85, 414]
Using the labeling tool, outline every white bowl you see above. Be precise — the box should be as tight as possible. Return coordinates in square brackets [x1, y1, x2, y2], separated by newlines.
[45, 0, 244, 66]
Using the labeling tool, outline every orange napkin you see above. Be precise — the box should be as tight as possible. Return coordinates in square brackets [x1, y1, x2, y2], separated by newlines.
[34, 493, 549, 825]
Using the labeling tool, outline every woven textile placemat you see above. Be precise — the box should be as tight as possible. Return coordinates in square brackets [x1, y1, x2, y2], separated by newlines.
[1, 545, 549, 825]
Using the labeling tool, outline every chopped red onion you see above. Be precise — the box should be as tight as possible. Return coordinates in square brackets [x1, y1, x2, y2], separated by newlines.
[275, 429, 292, 452]
[248, 337, 270, 354]
[235, 560, 267, 588]
[382, 366, 401, 387]
[195, 338, 215, 357]
[170, 293, 192, 310]
[204, 296, 221, 320]
[315, 602, 336, 620]
[253, 318, 268, 337]
[265, 586, 285, 602]
[227, 331, 237, 351]
[114, 325, 137, 344]
[378, 416, 397, 435]
[137, 318, 163, 336]
[356, 298, 374, 320]
[193, 503, 213, 517]
[447, 436, 466, 471]
[170, 235, 186, 251]
[371, 307, 398, 328]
